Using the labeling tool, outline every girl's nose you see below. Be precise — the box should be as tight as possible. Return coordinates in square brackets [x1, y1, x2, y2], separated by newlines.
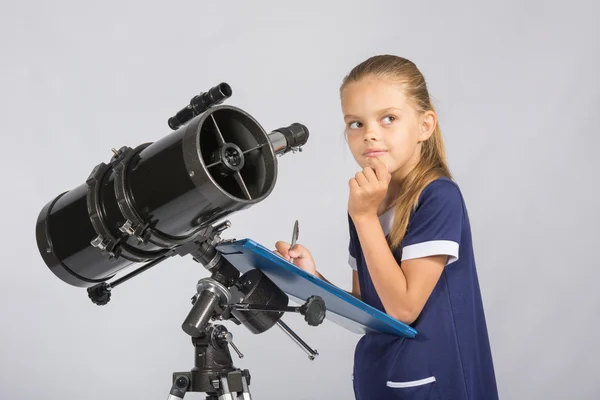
[364, 129, 380, 142]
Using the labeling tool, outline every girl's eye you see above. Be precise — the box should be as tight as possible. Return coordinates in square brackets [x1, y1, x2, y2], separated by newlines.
[382, 115, 396, 124]
[349, 121, 362, 129]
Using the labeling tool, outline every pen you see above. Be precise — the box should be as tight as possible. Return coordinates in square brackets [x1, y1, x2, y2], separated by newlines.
[289, 220, 299, 263]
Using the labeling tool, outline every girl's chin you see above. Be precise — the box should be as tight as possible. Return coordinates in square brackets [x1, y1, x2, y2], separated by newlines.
[362, 157, 393, 171]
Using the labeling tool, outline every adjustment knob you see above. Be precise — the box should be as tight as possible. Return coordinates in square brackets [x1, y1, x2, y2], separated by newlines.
[87, 283, 112, 306]
[301, 295, 326, 326]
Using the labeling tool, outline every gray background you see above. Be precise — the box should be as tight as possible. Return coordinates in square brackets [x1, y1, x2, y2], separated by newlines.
[1, 1, 598, 399]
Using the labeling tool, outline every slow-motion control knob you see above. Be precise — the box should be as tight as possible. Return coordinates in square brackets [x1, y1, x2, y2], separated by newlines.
[87, 283, 112, 305]
[300, 295, 326, 326]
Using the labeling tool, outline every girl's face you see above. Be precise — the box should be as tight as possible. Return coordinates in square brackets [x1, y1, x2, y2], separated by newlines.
[341, 76, 435, 181]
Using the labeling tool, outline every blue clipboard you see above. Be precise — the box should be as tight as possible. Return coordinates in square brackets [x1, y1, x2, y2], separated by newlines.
[216, 238, 417, 338]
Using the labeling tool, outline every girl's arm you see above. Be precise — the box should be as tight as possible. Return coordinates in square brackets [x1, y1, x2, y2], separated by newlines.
[348, 158, 461, 325]
[353, 216, 445, 324]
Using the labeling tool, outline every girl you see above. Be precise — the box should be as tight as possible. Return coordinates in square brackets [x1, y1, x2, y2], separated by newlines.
[275, 55, 499, 399]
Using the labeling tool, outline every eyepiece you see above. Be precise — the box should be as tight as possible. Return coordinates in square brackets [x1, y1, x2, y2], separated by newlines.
[275, 123, 309, 148]
[267, 123, 310, 156]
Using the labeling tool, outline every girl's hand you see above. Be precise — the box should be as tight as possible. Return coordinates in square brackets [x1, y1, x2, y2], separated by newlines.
[348, 157, 391, 220]
[274, 241, 317, 276]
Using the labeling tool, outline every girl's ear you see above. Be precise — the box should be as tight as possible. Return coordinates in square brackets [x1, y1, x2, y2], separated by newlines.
[418, 110, 436, 142]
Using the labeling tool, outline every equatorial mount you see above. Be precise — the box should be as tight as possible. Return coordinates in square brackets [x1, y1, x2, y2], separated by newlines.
[88, 219, 326, 400]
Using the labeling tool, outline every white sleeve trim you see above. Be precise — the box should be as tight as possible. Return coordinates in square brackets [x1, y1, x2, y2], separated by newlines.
[401, 240, 459, 265]
[348, 254, 357, 271]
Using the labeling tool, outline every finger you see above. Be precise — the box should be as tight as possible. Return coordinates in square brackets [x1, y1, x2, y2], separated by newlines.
[273, 249, 290, 261]
[362, 166, 378, 182]
[372, 158, 390, 181]
[275, 241, 291, 257]
[355, 171, 369, 187]
[349, 177, 360, 192]
[289, 243, 307, 258]
[275, 241, 290, 251]
[366, 158, 385, 179]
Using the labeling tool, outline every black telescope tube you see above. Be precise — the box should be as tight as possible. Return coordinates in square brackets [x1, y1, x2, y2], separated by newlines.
[35, 72, 313, 293]
[36, 104, 284, 288]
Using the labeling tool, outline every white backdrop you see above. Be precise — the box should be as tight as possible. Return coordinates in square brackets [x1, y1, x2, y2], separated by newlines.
[1, 1, 599, 399]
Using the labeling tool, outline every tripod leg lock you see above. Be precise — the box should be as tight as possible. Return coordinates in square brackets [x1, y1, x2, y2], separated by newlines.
[167, 375, 190, 400]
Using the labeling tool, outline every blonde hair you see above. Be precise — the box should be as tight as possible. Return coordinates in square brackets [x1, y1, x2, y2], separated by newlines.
[340, 55, 452, 251]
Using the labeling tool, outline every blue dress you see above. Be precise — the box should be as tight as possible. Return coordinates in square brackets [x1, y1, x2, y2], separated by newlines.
[348, 177, 499, 399]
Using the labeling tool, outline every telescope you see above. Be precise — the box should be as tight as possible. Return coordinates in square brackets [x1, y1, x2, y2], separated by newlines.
[35, 82, 324, 399]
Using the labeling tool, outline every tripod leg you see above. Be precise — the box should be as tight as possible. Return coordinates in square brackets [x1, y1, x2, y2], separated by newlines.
[238, 374, 252, 400]
[215, 372, 252, 400]
[167, 375, 190, 400]
[217, 374, 234, 400]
